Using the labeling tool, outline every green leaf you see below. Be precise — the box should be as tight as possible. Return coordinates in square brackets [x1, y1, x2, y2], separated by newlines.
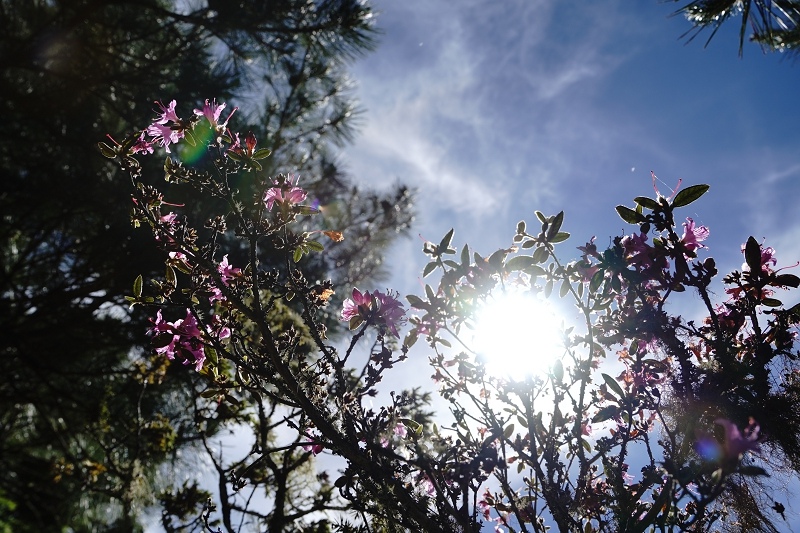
[252, 148, 272, 160]
[516, 220, 526, 235]
[422, 261, 438, 278]
[602, 373, 625, 399]
[773, 274, 800, 288]
[744, 236, 762, 272]
[532, 246, 549, 264]
[488, 248, 507, 269]
[552, 359, 563, 382]
[503, 423, 515, 439]
[305, 240, 324, 252]
[97, 142, 117, 159]
[524, 264, 547, 278]
[671, 184, 710, 208]
[438, 228, 455, 254]
[592, 405, 619, 423]
[761, 297, 783, 307]
[406, 294, 426, 309]
[589, 269, 604, 293]
[615, 205, 640, 224]
[349, 315, 364, 330]
[206, 346, 218, 365]
[293, 247, 304, 263]
[133, 274, 143, 298]
[296, 205, 319, 216]
[461, 244, 470, 267]
[535, 211, 547, 224]
[634, 196, 659, 210]
[506, 255, 536, 272]
[546, 211, 564, 240]
[403, 329, 418, 349]
[550, 232, 570, 243]
[559, 279, 571, 298]
[425, 284, 436, 301]
[165, 265, 176, 286]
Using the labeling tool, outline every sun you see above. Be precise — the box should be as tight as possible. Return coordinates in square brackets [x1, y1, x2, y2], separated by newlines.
[471, 288, 566, 378]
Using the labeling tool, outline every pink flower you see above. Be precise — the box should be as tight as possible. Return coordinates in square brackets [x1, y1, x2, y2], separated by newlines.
[155, 212, 179, 242]
[302, 432, 324, 455]
[146, 122, 183, 153]
[154, 100, 180, 124]
[209, 255, 242, 303]
[263, 175, 308, 211]
[374, 290, 406, 337]
[695, 418, 761, 465]
[228, 131, 259, 158]
[194, 98, 237, 130]
[341, 288, 406, 337]
[622, 232, 660, 270]
[394, 422, 408, 438]
[716, 418, 761, 460]
[741, 241, 778, 274]
[131, 131, 154, 155]
[341, 288, 373, 321]
[681, 217, 709, 253]
[218, 255, 241, 283]
[146, 100, 187, 152]
[150, 309, 206, 371]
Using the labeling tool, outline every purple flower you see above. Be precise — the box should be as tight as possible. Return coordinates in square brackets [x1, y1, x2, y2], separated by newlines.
[146, 122, 183, 153]
[695, 418, 761, 465]
[264, 175, 308, 211]
[741, 241, 778, 274]
[681, 217, 709, 253]
[302, 432, 324, 455]
[154, 100, 180, 124]
[209, 255, 242, 303]
[341, 288, 373, 321]
[131, 131, 154, 155]
[155, 212, 178, 242]
[341, 288, 406, 337]
[374, 290, 407, 337]
[622, 232, 658, 269]
[715, 418, 761, 460]
[150, 309, 206, 371]
[146, 100, 188, 152]
[194, 98, 237, 130]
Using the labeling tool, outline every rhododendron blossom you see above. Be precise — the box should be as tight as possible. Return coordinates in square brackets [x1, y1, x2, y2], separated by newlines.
[263, 175, 308, 211]
[341, 288, 406, 337]
[150, 308, 207, 371]
[209, 255, 242, 303]
[145, 100, 187, 152]
[680, 217, 709, 253]
[742, 241, 778, 274]
[193, 98, 236, 130]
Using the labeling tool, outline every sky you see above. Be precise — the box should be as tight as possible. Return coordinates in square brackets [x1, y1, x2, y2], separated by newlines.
[344, 0, 800, 299]
[335, 1, 800, 529]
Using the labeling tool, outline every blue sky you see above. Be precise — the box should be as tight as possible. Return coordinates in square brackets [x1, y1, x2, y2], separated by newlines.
[338, 1, 800, 529]
[344, 1, 800, 299]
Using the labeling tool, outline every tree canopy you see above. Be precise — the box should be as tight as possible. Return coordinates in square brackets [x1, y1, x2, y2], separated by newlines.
[0, 0, 413, 530]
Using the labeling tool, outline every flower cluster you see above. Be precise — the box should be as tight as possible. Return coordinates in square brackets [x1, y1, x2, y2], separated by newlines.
[341, 288, 407, 337]
[149, 309, 229, 371]
[264, 174, 308, 211]
[208, 255, 242, 304]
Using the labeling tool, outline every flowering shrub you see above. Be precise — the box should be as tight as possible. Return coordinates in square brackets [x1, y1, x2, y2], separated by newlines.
[102, 101, 800, 532]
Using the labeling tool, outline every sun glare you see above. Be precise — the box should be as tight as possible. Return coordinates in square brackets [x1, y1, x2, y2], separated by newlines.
[471, 289, 566, 378]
